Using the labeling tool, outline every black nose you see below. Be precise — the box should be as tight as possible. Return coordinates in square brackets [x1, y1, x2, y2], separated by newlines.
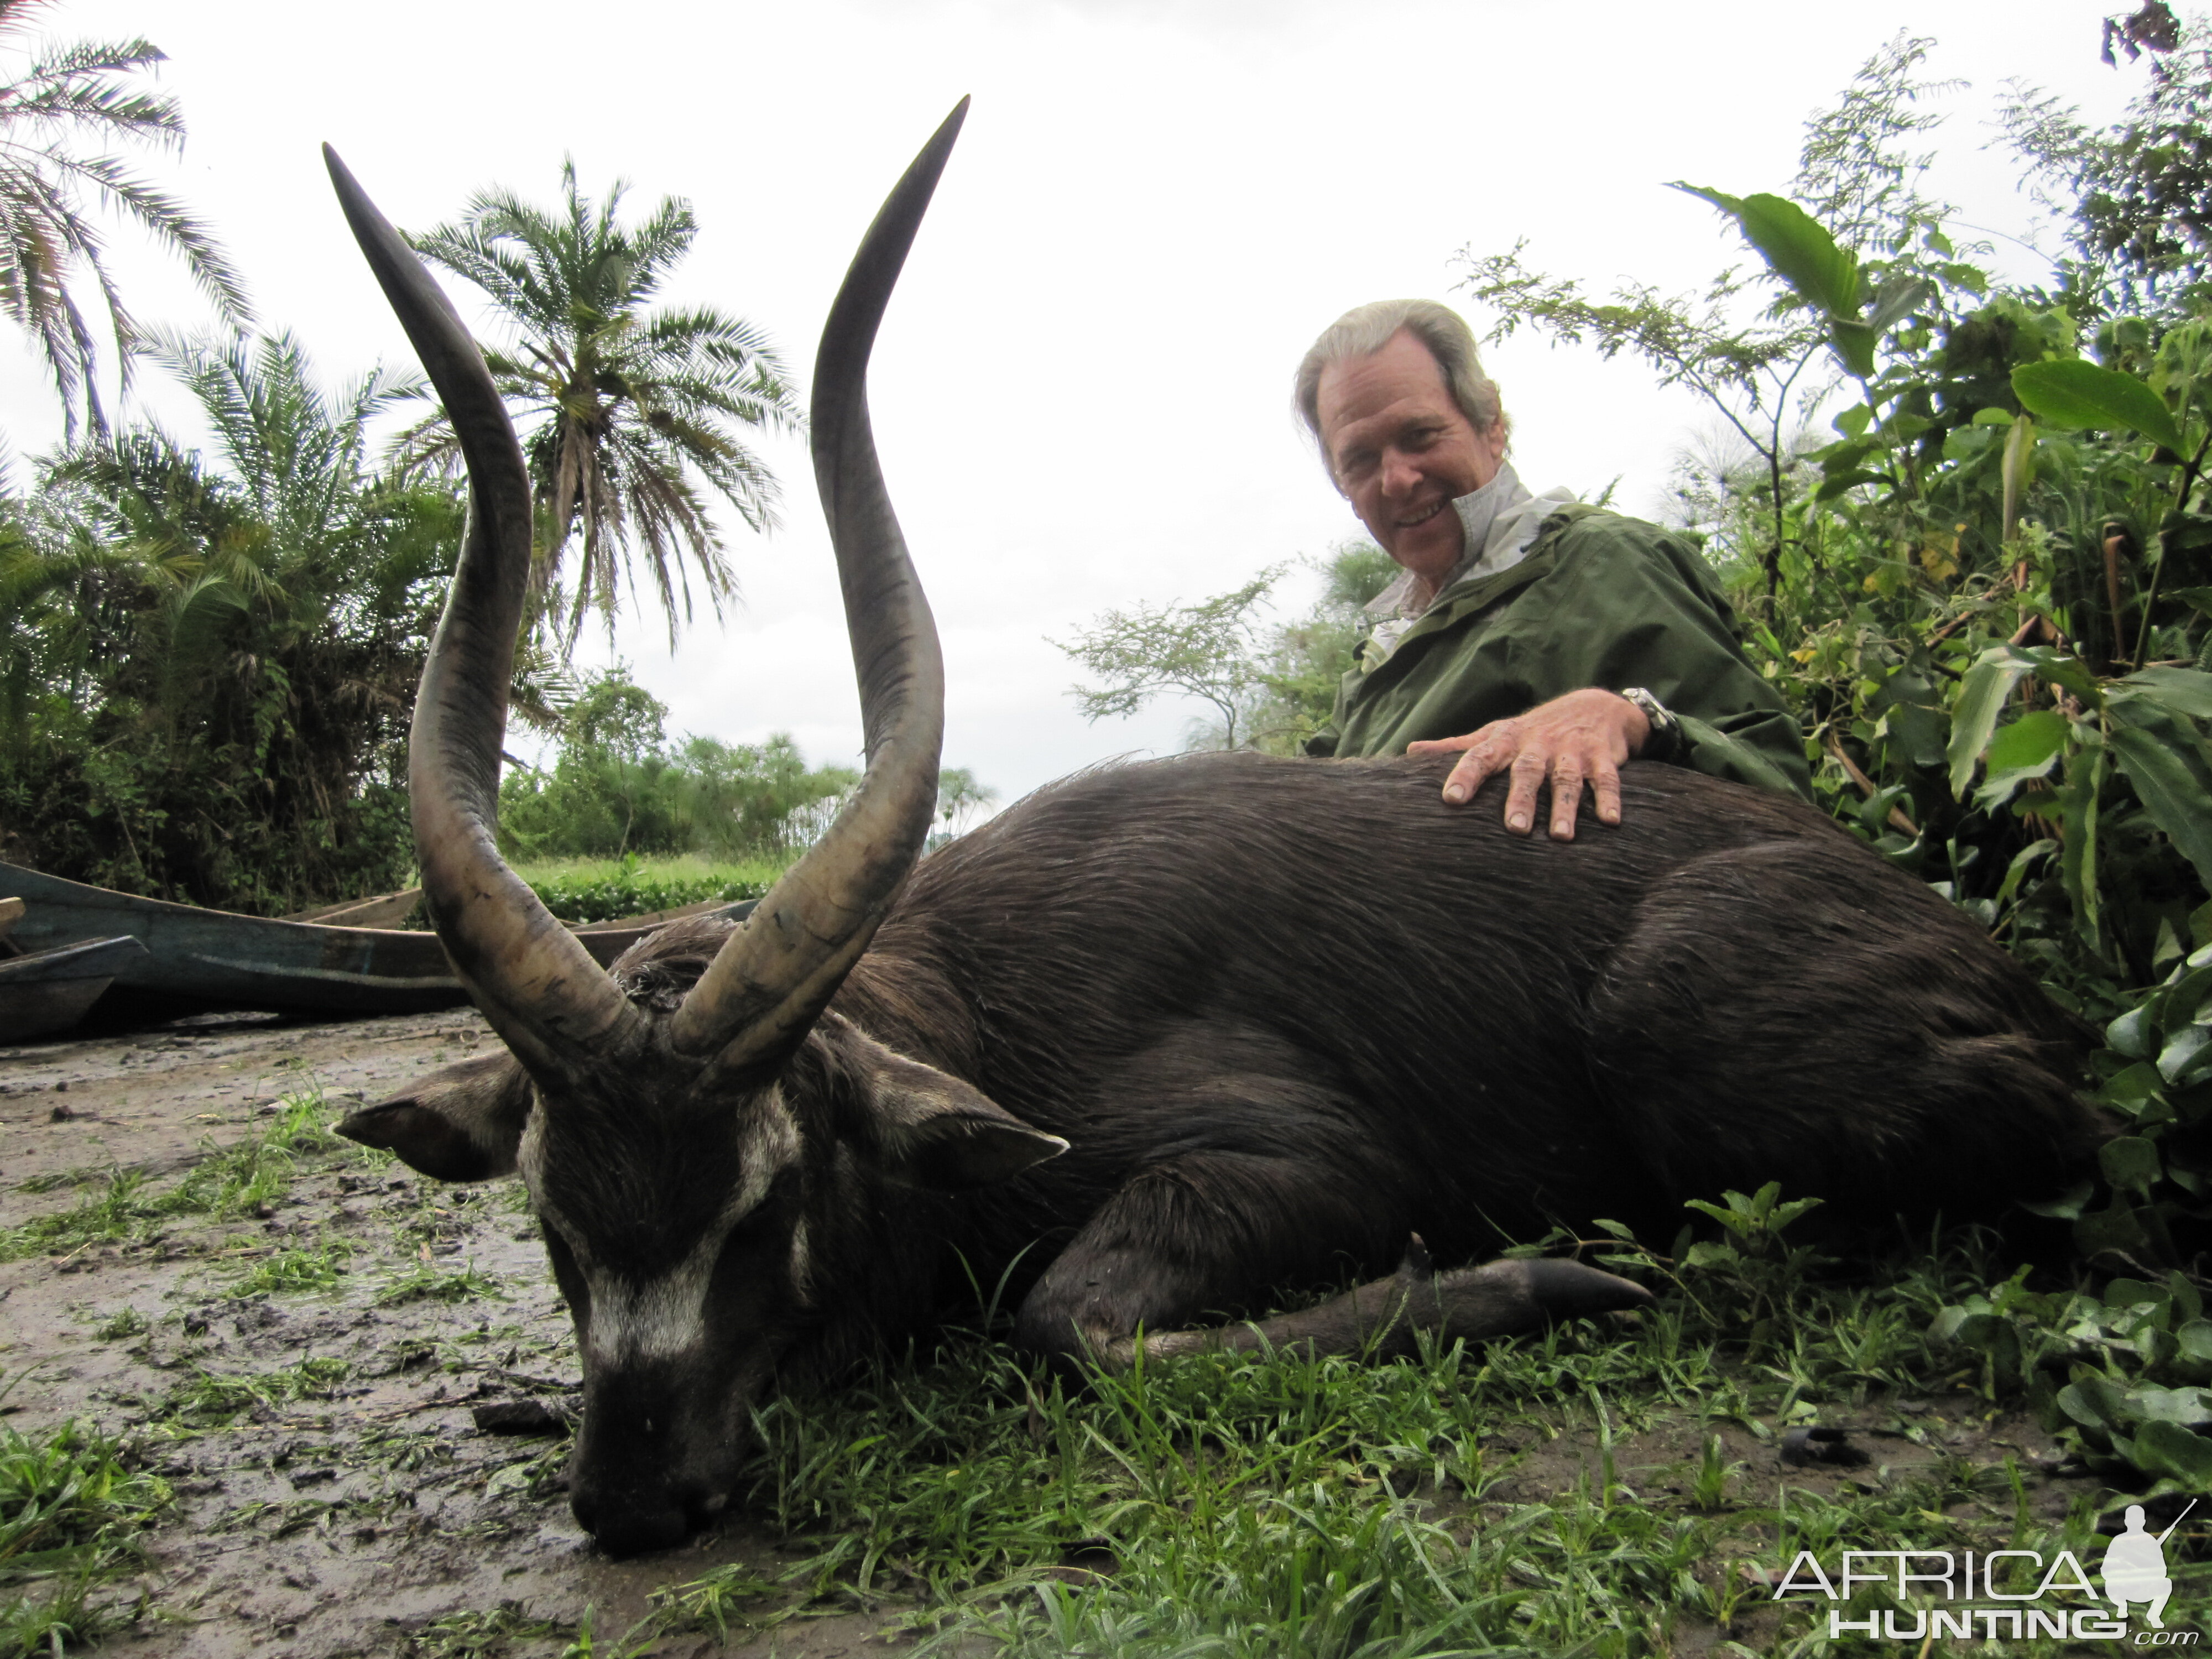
[577, 1491, 691, 1558]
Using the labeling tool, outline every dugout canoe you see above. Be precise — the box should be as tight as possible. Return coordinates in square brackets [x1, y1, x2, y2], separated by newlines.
[0, 861, 755, 1025]
[0, 933, 151, 1042]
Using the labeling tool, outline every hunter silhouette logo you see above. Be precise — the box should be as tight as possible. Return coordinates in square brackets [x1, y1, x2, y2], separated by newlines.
[2105, 1501, 2194, 1630]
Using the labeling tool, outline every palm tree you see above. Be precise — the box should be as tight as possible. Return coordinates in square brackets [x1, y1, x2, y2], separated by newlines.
[0, 0, 251, 438]
[403, 161, 801, 644]
[6, 331, 466, 907]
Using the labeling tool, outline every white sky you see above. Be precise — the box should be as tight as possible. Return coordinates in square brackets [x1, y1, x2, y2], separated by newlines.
[0, 0, 2151, 808]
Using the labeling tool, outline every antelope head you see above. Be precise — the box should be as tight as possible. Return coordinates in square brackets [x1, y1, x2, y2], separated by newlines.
[328, 103, 1062, 1556]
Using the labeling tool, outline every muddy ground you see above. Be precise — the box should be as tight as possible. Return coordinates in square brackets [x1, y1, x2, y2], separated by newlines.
[1, 1009, 2109, 1657]
[2, 1007, 937, 1658]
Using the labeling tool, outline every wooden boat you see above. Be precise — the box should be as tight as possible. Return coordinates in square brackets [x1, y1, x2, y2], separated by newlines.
[0, 934, 151, 1043]
[284, 886, 423, 928]
[0, 895, 153, 1042]
[0, 862, 754, 1025]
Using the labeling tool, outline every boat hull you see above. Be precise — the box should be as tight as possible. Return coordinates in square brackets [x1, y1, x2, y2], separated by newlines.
[0, 863, 753, 1022]
[0, 935, 150, 1042]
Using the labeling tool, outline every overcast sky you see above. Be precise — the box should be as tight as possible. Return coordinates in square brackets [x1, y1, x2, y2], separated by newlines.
[0, 0, 2152, 808]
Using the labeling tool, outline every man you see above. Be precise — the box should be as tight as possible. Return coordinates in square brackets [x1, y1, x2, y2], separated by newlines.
[1295, 299, 1810, 838]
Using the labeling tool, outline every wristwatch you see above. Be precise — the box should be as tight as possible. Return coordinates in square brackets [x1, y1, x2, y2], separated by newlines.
[1619, 687, 1686, 764]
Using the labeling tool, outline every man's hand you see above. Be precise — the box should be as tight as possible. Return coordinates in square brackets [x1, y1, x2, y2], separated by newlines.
[1407, 688, 1651, 840]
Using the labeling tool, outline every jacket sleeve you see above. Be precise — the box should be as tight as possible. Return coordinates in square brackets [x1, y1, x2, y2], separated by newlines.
[1502, 520, 1813, 799]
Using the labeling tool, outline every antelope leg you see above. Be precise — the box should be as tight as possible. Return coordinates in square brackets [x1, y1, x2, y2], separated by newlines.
[1096, 1235, 1652, 1372]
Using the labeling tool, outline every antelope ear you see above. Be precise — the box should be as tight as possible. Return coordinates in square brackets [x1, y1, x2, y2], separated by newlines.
[337, 1051, 534, 1182]
[864, 1046, 1067, 1190]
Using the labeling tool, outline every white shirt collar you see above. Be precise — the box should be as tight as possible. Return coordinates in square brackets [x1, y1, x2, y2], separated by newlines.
[1363, 463, 1579, 630]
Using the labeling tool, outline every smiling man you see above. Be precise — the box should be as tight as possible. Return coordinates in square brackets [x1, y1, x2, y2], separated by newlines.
[1295, 300, 1809, 837]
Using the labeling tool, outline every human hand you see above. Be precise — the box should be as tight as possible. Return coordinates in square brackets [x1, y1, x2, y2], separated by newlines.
[1406, 688, 1651, 840]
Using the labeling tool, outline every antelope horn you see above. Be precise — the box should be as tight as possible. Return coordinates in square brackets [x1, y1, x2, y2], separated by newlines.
[668, 100, 965, 1068]
[325, 147, 648, 1081]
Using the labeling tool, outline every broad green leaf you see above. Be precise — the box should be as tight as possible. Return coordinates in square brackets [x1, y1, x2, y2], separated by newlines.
[1971, 406, 2017, 427]
[2107, 718, 2212, 891]
[2164, 1025, 2212, 1089]
[1814, 469, 1885, 502]
[2116, 665, 2212, 722]
[1809, 435, 1879, 471]
[1670, 185, 1861, 318]
[1830, 319, 1877, 379]
[2101, 1135, 2163, 1192]
[1832, 404, 1872, 438]
[1867, 275, 1937, 335]
[2129, 1418, 2212, 1484]
[1974, 708, 2068, 811]
[2001, 414, 2035, 541]
[2105, 1006, 2157, 1061]
[1985, 708, 2069, 773]
[2012, 645, 2104, 701]
[2059, 732, 2107, 953]
[1669, 182, 1745, 220]
[2173, 586, 2212, 619]
[2077, 1192, 2154, 1260]
[2060, 1372, 2130, 1431]
[2128, 1386, 2212, 1428]
[1995, 837, 2058, 906]
[1881, 701, 1949, 770]
[1736, 194, 1861, 316]
[2011, 359, 2187, 453]
[1947, 649, 2036, 797]
[2021, 1178, 2094, 1220]
[2183, 1272, 2211, 1326]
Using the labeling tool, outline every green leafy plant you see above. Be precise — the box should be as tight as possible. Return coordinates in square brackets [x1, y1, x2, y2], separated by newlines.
[0, 1413, 171, 1656]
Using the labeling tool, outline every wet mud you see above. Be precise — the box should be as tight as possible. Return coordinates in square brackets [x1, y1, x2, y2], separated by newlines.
[1, 1009, 927, 1657]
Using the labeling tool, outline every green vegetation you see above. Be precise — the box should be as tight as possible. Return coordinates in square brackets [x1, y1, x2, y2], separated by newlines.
[401, 162, 802, 645]
[0, 333, 464, 912]
[514, 854, 780, 925]
[374, 1260, 504, 1308]
[562, 1199, 2169, 1656]
[223, 1240, 352, 1298]
[0, 0, 249, 439]
[0, 1413, 171, 1659]
[1058, 544, 1398, 755]
[0, 41, 815, 916]
[152, 1357, 351, 1427]
[0, 1087, 347, 1263]
[497, 666, 858, 865]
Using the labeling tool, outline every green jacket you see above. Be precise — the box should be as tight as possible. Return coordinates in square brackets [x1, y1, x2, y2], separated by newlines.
[1306, 504, 1812, 799]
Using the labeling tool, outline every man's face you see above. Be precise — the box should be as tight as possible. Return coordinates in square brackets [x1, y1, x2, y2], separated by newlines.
[1315, 328, 1509, 587]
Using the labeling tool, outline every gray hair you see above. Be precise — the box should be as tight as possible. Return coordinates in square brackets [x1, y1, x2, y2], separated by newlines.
[1293, 300, 1508, 475]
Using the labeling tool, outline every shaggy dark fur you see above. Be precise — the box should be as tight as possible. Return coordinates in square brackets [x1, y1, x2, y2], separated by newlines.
[613, 749, 2094, 1361]
[354, 748, 2098, 1554]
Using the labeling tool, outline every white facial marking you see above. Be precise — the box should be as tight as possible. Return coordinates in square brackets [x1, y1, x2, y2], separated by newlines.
[525, 1087, 804, 1367]
[789, 1215, 815, 1308]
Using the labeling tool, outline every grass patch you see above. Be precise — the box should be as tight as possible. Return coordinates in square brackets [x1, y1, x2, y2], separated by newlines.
[601, 1204, 2184, 1657]
[0, 1089, 361, 1264]
[375, 1259, 505, 1308]
[404, 1602, 567, 1657]
[150, 1357, 351, 1428]
[222, 1240, 353, 1298]
[0, 1414, 171, 1659]
[89, 1308, 145, 1343]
